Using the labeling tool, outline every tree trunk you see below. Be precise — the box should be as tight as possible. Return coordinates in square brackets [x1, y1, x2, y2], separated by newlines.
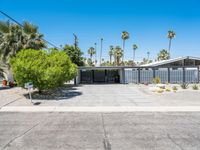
[122, 40, 125, 63]
[168, 38, 172, 58]
[4, 67, 14, 82]
[133, 49, 135, 63]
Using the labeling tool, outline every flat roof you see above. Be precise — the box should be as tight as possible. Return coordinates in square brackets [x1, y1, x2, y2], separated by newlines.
[141, 56, 200, 67]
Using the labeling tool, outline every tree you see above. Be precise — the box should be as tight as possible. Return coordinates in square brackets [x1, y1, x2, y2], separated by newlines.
[108, 45, 114, 65]
[0, 21, 46, 81]
[10, 49, 77, 92]
[167, 30, 176, 58]
[100, 38, 103, 66]
[124, 60, 136, 66]
[88, 47, 96, 60]
[0, 65, 4, 79]
[139, 58, 152, 65]
[157, 49, 170, 61]
[63, 45, 84, 66]
[132, 44, 138, 63]
[114, 46, 123, 66]
[121, 31, 129, 62]
[86, 58, 93, 67]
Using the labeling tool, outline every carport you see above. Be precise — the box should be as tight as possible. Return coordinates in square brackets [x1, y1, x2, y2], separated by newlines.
[77, 67, 124, 84]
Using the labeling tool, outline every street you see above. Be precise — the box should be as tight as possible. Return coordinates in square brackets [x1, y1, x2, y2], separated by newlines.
[1, 112, 200, 150]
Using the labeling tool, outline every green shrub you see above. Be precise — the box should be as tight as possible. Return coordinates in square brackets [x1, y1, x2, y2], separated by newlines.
[192, 84, 199, 90]
[153, 77, 161, 84]
[165, 88, 171, 92]
[10, 49, 77, 92]
[172, 86, 178, 91]
[180, 83, 189, 89]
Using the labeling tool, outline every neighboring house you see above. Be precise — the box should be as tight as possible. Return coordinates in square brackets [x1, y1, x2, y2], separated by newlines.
[76, 56, 200, 84]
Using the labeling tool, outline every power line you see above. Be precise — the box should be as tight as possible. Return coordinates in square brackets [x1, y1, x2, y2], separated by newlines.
[0, 10, 60, 49]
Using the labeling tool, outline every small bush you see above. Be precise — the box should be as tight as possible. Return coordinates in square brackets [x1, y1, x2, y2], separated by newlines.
[157, 89, 164, 93]
[192, 84, 199, 90]
[180, 83, 189, 89]
[172, 86, 178, 91]
[165, 88, 171, 92]
[10, 49, 77, 92]
[153, 77, 161, 84]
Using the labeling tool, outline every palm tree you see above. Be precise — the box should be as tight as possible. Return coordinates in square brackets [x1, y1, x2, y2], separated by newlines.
[114, 46, 123, 66]
[100, 38, 103, 66]
[157, 49, 170, 61]
[0, 65, 4, 79]
[121, 31, 129, 63]
[167, 30, 176, 58]
[132, 44, 138, 63]
[108, 45, 114, 65]
[22, 22, 46, 50]
[88, 47, 96, 60]
[0, 21, 46, 82]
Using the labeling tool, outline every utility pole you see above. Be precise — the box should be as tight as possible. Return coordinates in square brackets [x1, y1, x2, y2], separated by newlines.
[147, 51, 150, 60]
[94, 43, 97, 66]
[73, 33, 78, 49]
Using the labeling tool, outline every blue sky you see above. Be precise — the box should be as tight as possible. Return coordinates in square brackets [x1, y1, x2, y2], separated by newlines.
[1, 0, 200, 61]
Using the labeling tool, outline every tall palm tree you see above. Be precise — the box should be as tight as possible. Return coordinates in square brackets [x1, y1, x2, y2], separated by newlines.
[100, 38, 103, 66]
[121, 31, 129, 63]
[114, 46, 123, 66]
[157, 49, 170, 61]
[108, 45, 114, 65]
[88, 47, 96, 60]
[0, 21, 46, 81]
[167, 30, 176, 58]
[132, 44, 138, 63]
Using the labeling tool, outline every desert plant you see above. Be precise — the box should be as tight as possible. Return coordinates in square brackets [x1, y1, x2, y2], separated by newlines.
[165, 88, 171, 92]
[10, 49, 77, 93]
[157, 89, 164, 93]
[172, 86, 178, 91]
[180, 83, 189, 89]
[153, 77, 161, 84]
[192, 84, 199, 90]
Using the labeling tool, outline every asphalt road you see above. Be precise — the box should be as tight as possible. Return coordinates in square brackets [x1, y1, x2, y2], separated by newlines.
[1, 112, 200, 150]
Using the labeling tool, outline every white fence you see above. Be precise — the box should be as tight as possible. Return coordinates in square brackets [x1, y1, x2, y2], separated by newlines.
[125, 67, 199, 84]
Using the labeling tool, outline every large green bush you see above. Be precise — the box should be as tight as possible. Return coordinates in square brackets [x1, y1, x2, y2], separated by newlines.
[10, 49, 77, 92]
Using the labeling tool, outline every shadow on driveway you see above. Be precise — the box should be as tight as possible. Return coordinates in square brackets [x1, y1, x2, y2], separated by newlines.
[23, 84, 83, 101]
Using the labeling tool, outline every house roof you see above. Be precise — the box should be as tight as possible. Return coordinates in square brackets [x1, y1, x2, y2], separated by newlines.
[140, 56, 200, 67]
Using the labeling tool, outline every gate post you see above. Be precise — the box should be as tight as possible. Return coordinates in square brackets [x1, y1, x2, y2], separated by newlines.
[168, 67, 170, 83]
[198, 66, 200, 83]
[138, 68, 140, 84]
[183, 67, 186, 83]
[153, 67, 156, 78]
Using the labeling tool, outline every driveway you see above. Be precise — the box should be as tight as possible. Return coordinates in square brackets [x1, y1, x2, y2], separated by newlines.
[1, 84, 200, 107]
[0, 84, 156, 107]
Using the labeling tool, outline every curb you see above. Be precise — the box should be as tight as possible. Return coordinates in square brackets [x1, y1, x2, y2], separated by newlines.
[1, 106, 200, 112]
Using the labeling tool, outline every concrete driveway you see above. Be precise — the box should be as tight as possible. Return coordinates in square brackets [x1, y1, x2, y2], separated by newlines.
[1, 84, 200, 107]
[0, 84, 157, 107]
